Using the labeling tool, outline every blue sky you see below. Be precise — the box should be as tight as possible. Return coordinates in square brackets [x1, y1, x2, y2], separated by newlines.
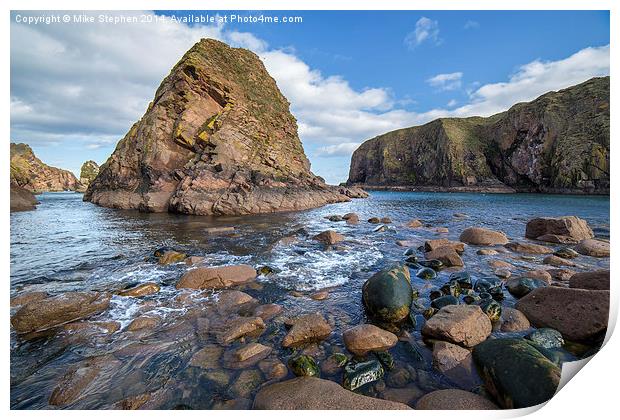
[10, 10, 610, 184]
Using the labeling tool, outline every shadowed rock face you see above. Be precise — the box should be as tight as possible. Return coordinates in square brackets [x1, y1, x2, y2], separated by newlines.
[85, 38, 358, 215]
[10, 184, 38, 212]
[348, 77, 609, 194]
[10, 143, 82, 193]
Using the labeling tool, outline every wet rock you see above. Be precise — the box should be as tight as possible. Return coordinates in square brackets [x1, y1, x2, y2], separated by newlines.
[215, 290, 257, 314]
[234, 343, 272, 362]
[258, 359, 288, 380]
[526, 216, 593, 243]
[569, 269, 609, 290]
[543, 255, 576, 267]
[431, 295, 459, 310]
[11, 291, 111, 335]
[433, 227, 449, 233]
[343, 212, 359, 223]
[117, 282, 161, 297]
[373, 224, 389, 233]
[313, 230, 345, 245]
[63, 321, 121, 335]
[176, 264, 257, 289]
[343, 359, 384, 391]
[416, 267, 437, 280]
[449, 271, 472, 289]
[189, 345, 224, 369]
[432, 341, 471, 373]
[381, 386, 425, 406]
[478, 298, 501, 322]
[526, 328, 564, 349]
[253, 377, 411, 409]
[127, 316, 160, 332]
[325, 214, 343, 222]
[230, 369, 263, 398]
[362, 265, 413, 323]
[282, 313, 332, 348]
[515, 287, 609, 341]
[10, 291, 48, 307]
[368, 217, 381, 224]
[477, 248, 498, 256]
[204, 369, 232, 388]
[310, 291, 329, 301]
[488, 259, 514, 270]
[343, 324, 398, 356]
[504, 242, 553, 254]
[499, 308, 530, 332]
[406, 219, 423, 228]
[554, 247, 579, 259]
[289, 355, 319, 377]
[215, 316, 265, 345]
[184, 256, 205, 265]
[473, 338, 560, 408]
[380, 217, 392, 224]
[524, 269, 552, 284]
[425, 247, 463, 267]
[320, 353, 349, 376]
[253, 303, 283, 321]
[536, 234, 579, 244]
[385, 365, 411, 388]
[506, 277, 547, 298]
[548, 268, 577, 282]
[206, 227, 236, 234]
[418, 259, 443, 270]
[424, 239, 465, 253]
[494, 269, 511, 279]
[574, 239, 610, 257]
[459, 227, 508, 246]
[416, 389, 498, 410]
[158, 250, 187, 265]
[422, 305, 492, 347]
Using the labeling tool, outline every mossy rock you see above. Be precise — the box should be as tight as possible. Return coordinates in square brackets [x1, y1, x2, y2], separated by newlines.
[343, 359, 384, 391]
[362, 265, 413, 323]
[289, 355, 319, 377]
[473, 338, 561, 408]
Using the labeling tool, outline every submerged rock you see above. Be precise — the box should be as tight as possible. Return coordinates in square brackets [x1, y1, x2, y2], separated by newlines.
[313, 230, 344, 245]
[11, 292, 111, 335]
[289, 355, 319, 377]
[158, 250, 187, 265]
[515, 287, 609, 341]
[176, 264, 257, 289]
[253, 377, 411, 409]
[459, 227, 508, 246]
[282, 313, 332, 348]
[473, 338, 560, 408]
[117, 282, 161, 297]
[215, 316, 265, 345]
[416, 389, 498, 410]
[362, 265, 413, 323]
[422, 305, 492, 347]
[343, 324, 398, 356]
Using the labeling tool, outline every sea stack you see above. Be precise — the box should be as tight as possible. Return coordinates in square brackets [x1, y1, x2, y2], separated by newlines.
[79, 160, 100, 187]
[347, 77, 609, 194]
[85, 39, 363, 215]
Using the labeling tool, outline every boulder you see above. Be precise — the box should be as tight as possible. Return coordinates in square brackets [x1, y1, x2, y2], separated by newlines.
[362, 265, 413, 323]
[253, 377, 411, 409]
[184, 256, 205, 265]
[459, 227, 508, 246]
[215, 290, 257, 314]
[525, 216, 593, 242]
[422, 305, 492, 347]
[282, 313, 332, 348]
[574, 239, 610, 257]
[524, 269, 552, 284]
[343, 359, 384, 391]
[506, 277, 547, 298]
[406, 219, 423, 228]
[526, 328, 564, 349]
[416, 389, 498, 410]
[424, 239, 465, 253]
[117, 282, 160, 297]
[432, 341, 471, 373]
[258, 359, 288, 380]
[11, 292, 111, 334]
[215, 316, 265, 345]
[343, 324, 398, 355]
[310, 291, 329, 301]
[473, 338, 560, 408]
[176, 264, 257, 289]
[253, 303, 283, 321]
[504, 242, 552, 254]
[233, 343, 272, 363]
[313, 230, 344, 245]
[515, 287, 609, 341]
[425, 247, 464, 267]
[548, 268, 577, 282]
[189, 345, 224, 369]
[554, 247, 580, 259]
[499, 308, 531, 332]
[158, 250, 187, 265]
[543, 255, 576, 267]
[569, 269, 609, 290]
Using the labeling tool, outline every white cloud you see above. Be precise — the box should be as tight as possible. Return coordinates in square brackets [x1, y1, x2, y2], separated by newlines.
[447, 99, 458, 107]
[314, 142, 362, 157]
[427, 72, 463, 91]
[404, 17, 440, 49]
[464, 20, 480, 29]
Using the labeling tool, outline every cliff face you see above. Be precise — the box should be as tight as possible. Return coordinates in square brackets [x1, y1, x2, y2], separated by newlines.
[10, 143, 82, 193]
[79, 160, 100, 186]
[348, 77, 610, 194]
[85, 38, 360, 215]
[10, 184, 38, 212]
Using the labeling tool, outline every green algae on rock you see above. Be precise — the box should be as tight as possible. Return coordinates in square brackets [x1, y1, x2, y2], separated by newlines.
[362, 265, 413, 323]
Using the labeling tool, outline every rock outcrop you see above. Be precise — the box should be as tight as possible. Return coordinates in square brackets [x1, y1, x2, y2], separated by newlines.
[10, 184, 38, 212]
[348, 77, 609, 194]
[10, 143, 82, 192]
[85, 38, 359, 215]
[79, 160, 100, 187]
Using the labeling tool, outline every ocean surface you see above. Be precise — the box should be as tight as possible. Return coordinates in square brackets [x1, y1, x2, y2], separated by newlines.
[10, 191, 610, 409]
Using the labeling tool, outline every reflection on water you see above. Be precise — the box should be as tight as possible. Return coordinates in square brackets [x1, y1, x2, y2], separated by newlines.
[10, 191, 610, 409]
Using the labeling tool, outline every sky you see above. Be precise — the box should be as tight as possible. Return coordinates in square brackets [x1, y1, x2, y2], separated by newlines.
[10, 10, 610, 184]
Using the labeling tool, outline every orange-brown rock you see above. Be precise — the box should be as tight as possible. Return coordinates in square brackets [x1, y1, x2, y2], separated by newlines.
[343, 324, 398, 355]
[176, 264, 257, 289]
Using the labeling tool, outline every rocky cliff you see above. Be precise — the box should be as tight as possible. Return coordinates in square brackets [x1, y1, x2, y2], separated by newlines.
[85, 39, 362, 215]
[10, 184, 38, 212]
[10, 143, 82, 193]
[348, 77, 609, 194]
[79, 160, 100, 186]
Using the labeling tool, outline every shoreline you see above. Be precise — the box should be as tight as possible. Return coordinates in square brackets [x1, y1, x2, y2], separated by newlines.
[348, 184, 610, 196]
